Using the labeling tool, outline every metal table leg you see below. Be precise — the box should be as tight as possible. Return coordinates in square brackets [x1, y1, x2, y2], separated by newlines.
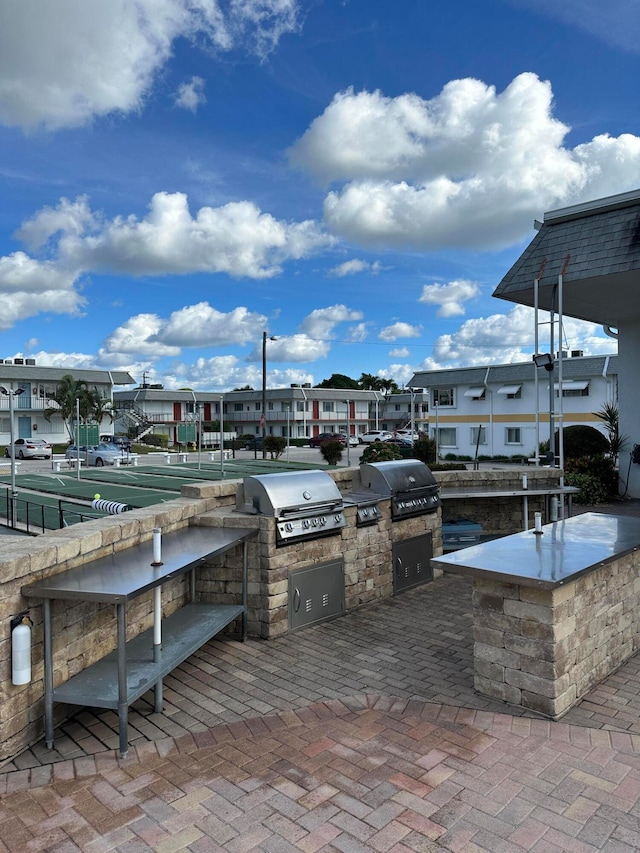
[242, 540, 248, 641]
[116, 603, 129, 758]
[43, 598, 54, 749]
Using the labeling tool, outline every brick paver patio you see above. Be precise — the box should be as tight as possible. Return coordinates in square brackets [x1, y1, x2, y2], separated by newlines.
[1, 501, 639, 850]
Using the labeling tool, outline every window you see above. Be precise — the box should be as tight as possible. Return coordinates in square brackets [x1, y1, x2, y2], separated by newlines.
[268, 402, 274, 410]
[464, 387, 485, 400]
[497, 385, 522, 399]
[555, 381, 589, 398]
[255, 402, 261, 411]
[470, 426, 487, 446]
[437, 427, 457, 447]
[432, 388, 454, 407]
[394, 403, 401, 411]
[506, 427, 522, 445]
[296, 401, 307, 412]
[322, 401, 334, 412]
[234, 403, 243, 412]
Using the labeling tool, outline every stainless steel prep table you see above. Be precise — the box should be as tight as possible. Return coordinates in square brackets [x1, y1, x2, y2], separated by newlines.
[440, 484, 579, 531]
[22, 525, 257, 758]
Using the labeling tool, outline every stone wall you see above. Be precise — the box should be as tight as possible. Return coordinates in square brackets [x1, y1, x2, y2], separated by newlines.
[0, 464, 562, 764]
[472, 550, 640, 718]
[437, 468, 563, 535]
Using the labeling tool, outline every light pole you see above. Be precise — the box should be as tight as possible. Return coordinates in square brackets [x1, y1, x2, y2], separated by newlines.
[434, 401, 439, 461]
[343, 400, 351, 467]
[261, 332, 277, 459]
[1, 386, 25, 527]
[286, 404, 290, 463]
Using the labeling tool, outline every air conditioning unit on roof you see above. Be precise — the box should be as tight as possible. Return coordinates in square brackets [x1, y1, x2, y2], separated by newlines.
[25, 358, 36, 365]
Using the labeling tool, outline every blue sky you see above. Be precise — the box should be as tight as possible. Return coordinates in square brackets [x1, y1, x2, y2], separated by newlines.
[0, 0, 638, 391]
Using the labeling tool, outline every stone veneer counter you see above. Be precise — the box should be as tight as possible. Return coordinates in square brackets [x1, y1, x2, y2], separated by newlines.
[431, 513, 640, 719]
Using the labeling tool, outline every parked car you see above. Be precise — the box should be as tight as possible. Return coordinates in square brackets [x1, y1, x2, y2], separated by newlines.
[244, 435, 264, 450]
[360, 430, 393, 444]
[384, 437, 414, 448]
[394, 429, 420, 443]
[5, 438, 53, 459]
[339, 433, 360, 447]
[310, 432, 346, 448]
[100, 435, 131, 451]
[65, 443, 131, 466]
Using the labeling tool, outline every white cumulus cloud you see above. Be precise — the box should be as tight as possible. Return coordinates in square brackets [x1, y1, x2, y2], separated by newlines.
[174, 76, 206, 112]
[419, 279, 480, 318]
[328, 259, 382, 277]
[299, 304, 363, 339]
[0, 0, 301, 130]
[289, 73, 640, 251]
[379, 322, 422, 342]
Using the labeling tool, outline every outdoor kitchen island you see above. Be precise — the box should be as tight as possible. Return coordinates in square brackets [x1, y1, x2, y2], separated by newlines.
[430, 512, 640, 719]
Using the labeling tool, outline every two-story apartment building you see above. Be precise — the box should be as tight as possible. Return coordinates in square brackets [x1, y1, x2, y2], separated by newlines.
[0, 360, 134, 446]
[113, 384, 430, 444]
[410, 353, 617, 458]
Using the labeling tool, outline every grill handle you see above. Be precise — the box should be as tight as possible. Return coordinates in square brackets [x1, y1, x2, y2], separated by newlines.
[293, 588, 301, 612]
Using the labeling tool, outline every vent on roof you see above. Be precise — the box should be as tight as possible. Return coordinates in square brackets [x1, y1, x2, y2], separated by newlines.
[570, 350, 584, 358]
[4, 359, 12, 364]
[13, 358, 24, 365]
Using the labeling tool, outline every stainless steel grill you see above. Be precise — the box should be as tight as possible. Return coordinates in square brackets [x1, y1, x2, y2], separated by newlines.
[359, 459, 441, 520]
[342, 492, 382, 526]
[237, 470, 346, 545]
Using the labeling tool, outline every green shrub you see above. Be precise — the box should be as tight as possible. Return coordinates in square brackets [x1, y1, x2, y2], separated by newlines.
[412, 436, 436, 464]
[320, 439, 344, 466]
[556, 425, 608, 460]
[430, 462, 468, 471]
[564, 472, 611, 505]
[142, 433, 168, 448]
[565, 454, 618, 497]
[264, 435, 286, 459]
[360, 441, 403, 463]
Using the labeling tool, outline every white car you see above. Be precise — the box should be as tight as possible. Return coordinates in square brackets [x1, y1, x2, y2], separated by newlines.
[65, 443, 132, 467]
[394, 429, 421, 443]
[360, 430, 393, 444]
[5, 438, 53, 459]
[339, 433, 360, 447]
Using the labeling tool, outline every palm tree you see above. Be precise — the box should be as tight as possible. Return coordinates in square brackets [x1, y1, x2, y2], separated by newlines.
[44, 375, 97, 441]
[593, 402, 628, 464]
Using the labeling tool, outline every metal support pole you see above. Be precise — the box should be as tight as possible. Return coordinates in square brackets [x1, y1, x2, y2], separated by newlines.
[43, 599, 54, 748]
[116, 603, 129, 758]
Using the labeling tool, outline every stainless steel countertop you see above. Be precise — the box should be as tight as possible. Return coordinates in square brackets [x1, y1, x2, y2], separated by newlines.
[440, 485, 579, 499]
[431, 512, 640, 589]
[22, 526, 257, 604]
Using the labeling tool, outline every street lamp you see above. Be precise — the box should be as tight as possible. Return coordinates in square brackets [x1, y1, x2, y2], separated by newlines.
[1, 386, 25, 527]
[262, 332, 277, 459]
[342, 400, 351, 467]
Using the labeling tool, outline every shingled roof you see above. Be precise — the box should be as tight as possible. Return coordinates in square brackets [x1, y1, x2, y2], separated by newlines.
[493, 189, 640, 327]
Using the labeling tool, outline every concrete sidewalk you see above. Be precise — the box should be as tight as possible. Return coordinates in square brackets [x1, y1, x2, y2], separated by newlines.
[1, 503, 640, 850]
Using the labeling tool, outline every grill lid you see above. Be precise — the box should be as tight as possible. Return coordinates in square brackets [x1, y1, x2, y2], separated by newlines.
[237, 469, 344, 516]
[359, 459, 438, 495]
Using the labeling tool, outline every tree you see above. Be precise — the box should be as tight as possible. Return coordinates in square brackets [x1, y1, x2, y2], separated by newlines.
[593, 403, 628, 464]
[234, 385, 254, 391]
[92, 392, 114, 428]
[358, 373, 399, 393]
[44, 374, 98, 441]
[315, 373, 360, 390]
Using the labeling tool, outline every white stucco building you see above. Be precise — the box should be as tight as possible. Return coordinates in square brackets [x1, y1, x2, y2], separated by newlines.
[493, 189, 638, 493]
[410, 354, 617, 459]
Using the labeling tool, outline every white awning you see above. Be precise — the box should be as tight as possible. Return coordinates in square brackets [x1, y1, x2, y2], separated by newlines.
[464, 387, 485, 398]
[554, 381, 589, 391]
[496, 385, 521, 395]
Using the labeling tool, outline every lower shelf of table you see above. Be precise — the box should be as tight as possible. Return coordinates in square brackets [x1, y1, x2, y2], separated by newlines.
[53, 601, 244, 710]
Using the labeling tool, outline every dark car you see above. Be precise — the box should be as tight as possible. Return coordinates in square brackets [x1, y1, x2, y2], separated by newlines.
[101, 435, 131, 452]
[384, 437, 414, 448]
[310, 432, 346, 448]
[244, 435, 264, 450]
